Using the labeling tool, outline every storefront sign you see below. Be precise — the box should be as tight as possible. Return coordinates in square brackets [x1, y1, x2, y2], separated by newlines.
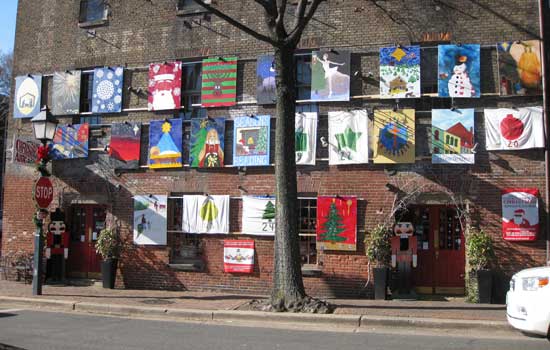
[224, 240, 254, 273]
[502, 188, 539, 241]
[13, 137, 40, 164]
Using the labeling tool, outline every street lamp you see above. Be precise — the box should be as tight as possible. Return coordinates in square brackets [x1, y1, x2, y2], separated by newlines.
[30, 106, 58, 295]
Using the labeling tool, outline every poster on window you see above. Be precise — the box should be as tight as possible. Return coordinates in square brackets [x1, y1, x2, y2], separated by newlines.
[310, 50, 350, 102]
[379, 45, 421, 98]
[233, 115, 270, 166]
[201, 57, 237, 107]
[133, 195, 167, 245]
[431, 108, 475, 164]
[182, 195, 229, 234]
[328, 110, 369, 165]
[484, 107, 544, 150]
[14, 75, 42, 119]
[50, 123, 89, 160]
[148, 61, 182, 111]
[256, 54, 276, 105]
[438, 44, 480, 98]
[502, 188, 539, 241]
[189, 118, 225, 168]
[295, 112, 317, 165]
[148, 119, 183, 169]
[92, 67, 124, 113]
[316, 196, 357, 251]
[224, 240, 255, 273]
[110, 122, 141, 170]
[242, 196, 275, 236]
[498, 40, 542, 96]
[52, 71, 81, 115]
[373, 109, 415, 163]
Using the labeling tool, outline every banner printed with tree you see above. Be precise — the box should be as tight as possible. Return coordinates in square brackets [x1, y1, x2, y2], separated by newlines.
[189, 118, 225, 168]
[316, 196, 357, 251]
[241, 196, 276, 236]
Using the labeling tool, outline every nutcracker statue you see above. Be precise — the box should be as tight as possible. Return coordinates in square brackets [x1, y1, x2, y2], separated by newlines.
[46, 208, 69, 282]
[391, 222, 417, 295]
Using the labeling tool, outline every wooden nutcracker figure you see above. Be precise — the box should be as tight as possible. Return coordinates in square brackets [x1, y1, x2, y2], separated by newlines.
[391, 222, 417, 295]
[46, 208, 69, 282]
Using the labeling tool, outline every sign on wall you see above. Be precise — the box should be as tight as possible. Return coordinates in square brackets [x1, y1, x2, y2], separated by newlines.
[373, 109, 415, 164]
[311, 50, 350, 102]
[133, 195, 167, 245]
[431, 108, 475, 164]
[379, 45, 421, 98]
[484, 107, 544, 150]
[52, 71, 81, 115]
[201, 57, 238, 107]
[316, 196, 357, 251]
[295, 112, 317, 166]
[502, 188, 539, 241]
[14, 75, 42, 119]
[189, 118, 225, 168]
[13, 137, 40, 164]
[438, 44, 480, 98]
[242, 196, 275, 236]
[233, 115, 270, 167]
[224, 240, 255, 273]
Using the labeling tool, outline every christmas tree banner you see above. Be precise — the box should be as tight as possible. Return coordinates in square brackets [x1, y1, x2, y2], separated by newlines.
[233, 115, 270, 166]
[50, 123, 89, 160]
[133, 195, 167, 245]
[110, 122, 141, 170]
[311, 50, 350, 102]
[148, 119, 183, 169]
[316, 196, 357, 251]
[14, 75, 42, 119]
[379, 45, 421, 98]
[373, 109, 415, 163]
[189, 118, 225, 168]
[295, 112, 317, 165]
[182, 195, 230, 234]
[498, 40, 542, 96]
[484, 107, 544, 150]
[92, 67, 124, 113]
[147, 61, 182, 111]
[256, 54, 276, 105]
[431, 108, 475, 164]
[328, 110, 369, 165]
[438, 44, 480, 98]
[502, 188, 539, 241]
[242, 196, 275, 236]
[201, 57, 238, 107]
[52, 71, 81, 115]
[224, 240, 255, 273]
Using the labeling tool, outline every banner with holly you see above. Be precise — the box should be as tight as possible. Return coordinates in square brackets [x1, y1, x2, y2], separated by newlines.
[242, 196, 275, 236]
[316, 196, 357, 251]
[182, 195, 229, 234]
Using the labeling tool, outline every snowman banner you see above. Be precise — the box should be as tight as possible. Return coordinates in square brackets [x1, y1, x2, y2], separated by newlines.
[328, 110, 369, 165]
[133, 195, 167, 245]
[182, 195, 230, 234]
[484, 107, 544, 150]
[242, 196, 276, 236]
[224, 240, 255, 273]
[502, 188, 539, 241]
[295, 112, 317, 165]
[147, 61, 182, 111]
[438, 44, 480, 98]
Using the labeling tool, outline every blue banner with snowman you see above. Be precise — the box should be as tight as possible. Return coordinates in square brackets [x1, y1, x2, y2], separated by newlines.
[438, 44, 480, 98]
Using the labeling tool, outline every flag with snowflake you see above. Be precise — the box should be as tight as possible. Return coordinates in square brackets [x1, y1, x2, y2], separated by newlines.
[242, 196, 275, 236]
[92, 67, 124, 113]
[52, 71, 81, 115]
[484, 107, 544, 150]
[295, 112, 317, 165]
[148, 61, 182, 111]
[328, 110, 369, 165]
[316, 196, 357, 251]
[148, 119, 183, 169]
[182, 195, 229, 234]
[373, 109, 415, 163]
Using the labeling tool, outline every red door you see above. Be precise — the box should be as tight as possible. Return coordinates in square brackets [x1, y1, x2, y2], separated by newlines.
[67, 205, 106, 279]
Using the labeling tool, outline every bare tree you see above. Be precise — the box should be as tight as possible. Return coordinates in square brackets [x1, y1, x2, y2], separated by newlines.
[0, 51, 13, 96]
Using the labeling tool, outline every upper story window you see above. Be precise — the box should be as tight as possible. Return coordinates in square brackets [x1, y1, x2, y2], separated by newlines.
[296, 54, 312, 100]
[181, 62, 207, 119]
[177, 0, 211, 15]
[79, 0, 108, 26]
[80, 72, 94, 113]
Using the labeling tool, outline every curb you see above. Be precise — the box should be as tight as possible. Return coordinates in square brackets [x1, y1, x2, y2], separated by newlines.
[213, 310, 361, 328]
[0, 296, 76, 311]
[360, 314, 512, 332]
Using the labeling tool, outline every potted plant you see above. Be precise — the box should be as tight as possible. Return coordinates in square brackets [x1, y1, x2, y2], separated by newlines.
[96, 227, 121, 289]
[366, 225, 392, 300]
[466, 228, 495, 303]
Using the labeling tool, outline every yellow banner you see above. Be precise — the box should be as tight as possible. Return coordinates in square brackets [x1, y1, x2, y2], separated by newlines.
[373, 109, 415, 163]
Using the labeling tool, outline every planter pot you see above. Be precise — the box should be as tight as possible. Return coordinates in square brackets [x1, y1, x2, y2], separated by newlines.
[101, 258, 118, 289]
[477, 269, 493, 304]
[373, 267, 389, 300]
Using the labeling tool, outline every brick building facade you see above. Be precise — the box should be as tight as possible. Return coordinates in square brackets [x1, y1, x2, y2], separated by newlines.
[2, 0, 549, 300]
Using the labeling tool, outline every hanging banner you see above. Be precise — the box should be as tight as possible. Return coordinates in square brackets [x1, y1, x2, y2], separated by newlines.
[52, 71, 81, 115]
[484, 107, 544, 150]
[148, 61, 182, 111]
[92, 67, 124, 113]
[431, 108, 475, 164]
[189, 118, 225, 168]
[316, 196, 357, 251]
[256, 54, 276, 105]
[295, 112, 317, 165]
[379, 45, 421, 98]
[148, 119, 183, 169]
[224, 240, 255, 273]
[438, 44, 480, 98]
[14, 75, 42, 119]
[201, 57, 237, 107]
[502, 188, 539, 241]
[328, 110, 369, 165]
[133, 195, 167, 245]
[242, 196, 275, 236]
[233, 115, 270, 166]
[182, 195, 230, 234]
[311, 50, 350, 102]
[498, 40, 542, 96]
[50, 123, 89, 160]
[110, 122, 141, 170]
[373, 109, 415, 163]
[13, 137, 40, 164]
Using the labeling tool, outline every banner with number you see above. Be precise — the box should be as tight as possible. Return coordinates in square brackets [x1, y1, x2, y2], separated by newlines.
[485, 107, 544, 150]
[328, 110, 369, 165]
[242, 196, 275, 236]
[224, 240, 255, 273]
[502, 188, 539, 241]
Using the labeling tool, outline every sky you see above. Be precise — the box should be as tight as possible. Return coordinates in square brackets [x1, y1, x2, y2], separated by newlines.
[0, 0, 18, 54]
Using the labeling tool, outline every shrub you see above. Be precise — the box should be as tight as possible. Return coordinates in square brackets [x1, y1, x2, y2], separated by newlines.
[95, 228, 121, 259]
[365, 225, 392, 267]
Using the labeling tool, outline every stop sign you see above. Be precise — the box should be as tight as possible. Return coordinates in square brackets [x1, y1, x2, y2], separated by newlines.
[34, 176, 54, 209]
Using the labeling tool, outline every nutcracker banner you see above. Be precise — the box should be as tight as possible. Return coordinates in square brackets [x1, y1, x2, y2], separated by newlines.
[224, 240, 255, 273]
[485, 107, 544, 150]
[502, 188, 539, 241]
[316, 196, 357, 251]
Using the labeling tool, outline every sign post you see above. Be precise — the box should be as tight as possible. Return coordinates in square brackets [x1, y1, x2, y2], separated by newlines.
[32, 176, 53, 295]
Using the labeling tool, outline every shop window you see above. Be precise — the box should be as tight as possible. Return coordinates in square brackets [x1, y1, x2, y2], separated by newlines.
[168, 195, 203, 265]
[78, 115, 102, 125]
[177, 0, 211, 15]
[299, 198, 317, 266]
[79, 0, 108, 26]
[434, 129, 439, 141]
[181, 62, 207, 119]
[80, 72, 94, 113]
[296, 54, 312, 100]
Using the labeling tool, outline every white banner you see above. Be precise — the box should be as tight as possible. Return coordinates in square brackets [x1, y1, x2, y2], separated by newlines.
[133, 195, 167, 245]
[484, 107, 544, 150]
[295, 112, 317, 165]
[182, 195, 230, 234]
[242, 196, 276, 236]
[328, 110, 369, 165]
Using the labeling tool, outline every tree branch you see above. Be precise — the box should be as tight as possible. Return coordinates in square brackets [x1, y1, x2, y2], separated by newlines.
[254, 0, 277, 16]
[288, 0, 325, 44]
[292, 0, 308, 29]
[275, 0, 288, 36]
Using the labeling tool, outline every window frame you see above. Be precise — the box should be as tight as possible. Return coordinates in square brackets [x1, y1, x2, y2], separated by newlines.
[176, 0, 212, 16]
[181, 61, 207, 119]
[298, 197, 318, 266]
[78, 0, 109, 27]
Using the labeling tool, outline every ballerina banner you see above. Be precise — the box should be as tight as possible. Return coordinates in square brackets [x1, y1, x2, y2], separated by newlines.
[372, 109, 415, 163]
[379, 46, 421, 98]
[311, 50, 350, 102]
[484, 107, 544, 150]
[502, 188, 539, 241]
[438, 44, 480, 98]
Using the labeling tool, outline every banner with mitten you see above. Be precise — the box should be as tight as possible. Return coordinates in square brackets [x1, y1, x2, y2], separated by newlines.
[484, 107, 544, 150]
[502, 188, 539, 241]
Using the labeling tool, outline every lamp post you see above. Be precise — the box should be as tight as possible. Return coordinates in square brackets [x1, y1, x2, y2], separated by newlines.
[30, 106, 58, 296]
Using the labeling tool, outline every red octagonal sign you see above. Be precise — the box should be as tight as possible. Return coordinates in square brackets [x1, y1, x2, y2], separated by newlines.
[34, 176, 54, 209]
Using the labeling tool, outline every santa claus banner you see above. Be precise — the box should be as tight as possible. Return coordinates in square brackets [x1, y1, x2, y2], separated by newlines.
[147, 61, 182, 111]
[182, 195, 229, 234]
[502, 188, 539, 241]
[224, 240, 255, 273]
[241, 196, 275, 236]
[485, 107, 544, 150]
[316, 196, 357, 251]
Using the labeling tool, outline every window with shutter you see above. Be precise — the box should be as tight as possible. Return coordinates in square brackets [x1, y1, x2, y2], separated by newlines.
[177, 0, 212, 15]
[79, 0, 108, 26]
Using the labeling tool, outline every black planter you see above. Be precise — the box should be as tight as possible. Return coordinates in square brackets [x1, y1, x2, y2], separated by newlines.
[477, 269, 493, 304]
[101, 258, 118, 289]
[373, 267, 389, 300]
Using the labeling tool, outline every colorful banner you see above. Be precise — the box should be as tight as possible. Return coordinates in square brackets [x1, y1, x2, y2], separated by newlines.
[438, 44, 480, 98]
[14, 75, 42, 119]
[242, 196, 275, 236]
[201, 57, 237, 107]
[373, 109, 415, 163]
[379, 46, 421, 98]
[256, 54, 276, 105]
[316, 196, 357, 251]
[110, 122, 141, 170]
[295, 112, 317, 165]
[498, 40, 542, 96]
[148, 61, 182, 111]
[311, 50, 350, 102]
[328, 110, 369, 165]
[233, 115, 270, 166]
[148, 119, 183, 169]
[502, 188, 539, 241]
[50, 123, 89, 160]
[189, 118, 225, 168]
[182, 195, 230, 234]
[133, 195, 167, 245]
[431, 109, 475, 164]
[13, 137, 40, 164]
[52, 71, 81, 115]
[224, 240, 255, 273]
[92, 67, 124, 113]
[484, 107, 544, 150]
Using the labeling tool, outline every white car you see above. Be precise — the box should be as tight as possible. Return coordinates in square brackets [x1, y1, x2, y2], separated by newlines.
[506, 266, 550, 338]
